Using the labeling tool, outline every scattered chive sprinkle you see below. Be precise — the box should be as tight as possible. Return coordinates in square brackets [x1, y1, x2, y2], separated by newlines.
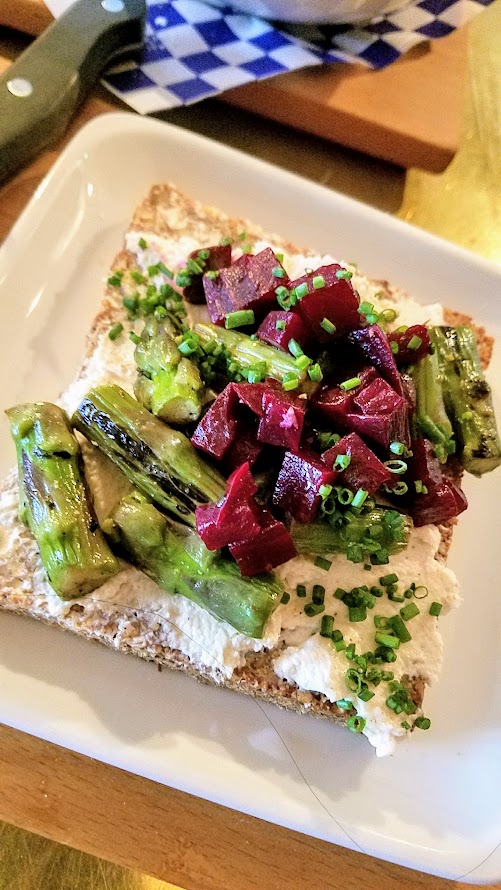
[345, 643, 356, 659]
[107, 271, 123, 287]
[272, 266, 286, 278]
[408, 334, 423, 350]
[130, 270, 146, 285]
[351, 488, 368, 509]
[242, 243, 253, 254]
[176, 273, 191, 287]
[314, 556, 332, 572]
[295, 354, 311, 371]
[197, 249, 210, 260]
[349, 605, 367, 623]
[340, 376, 361, 392]
[400, 603, 420, 621]
[384, 459, 407, 475]
[138, 237, 148, 250]
[388, 615, 411, 642]
[312, 275, 325, 289]
[413, 585, 429, 599]
[320, 615, 334, 637]
[158, 262, 173, 278]
[414, 480, 428, 494]
[205, 270, 219, 280]
[308, 363, 323, 382]
[401, 720, 411, 730]
[220, 236, 232, 246]
[312, 584, 325, 605]
[225, 309, 255, 329]
[238, 231, 247, 240]
[414, 716, 431, 730]
[283, 377, 300, 392]
[319, 483, 332, 499]
[295, 282, 308, 299]
[304, 602, 325, 617]
[358, 688, 375, 703]
[275, 285, 289, 298]
[288, 338, 303, 358]
[280, 592, 290, 605]
[390, 341, 399, 354]
[335, 269, 353, 280]
[390, 441, 405, 455]
[275, 252, 284, 263]
[123, 295, 138, 313]
[379, 573, 398, 586]
[276, 319, 286, 331]
[336, 698, 353, 711]
[332, 629, 344, 643]
[334, 587, 347, 600]
[374, 632, 400, 649]
[334, 454, 351, 471]
[429, 601, 442, 617]
[108, 322, 123, 341]
[320, 317, 336, 335]
[296, 584, 307, 598]
[347, 714, 366, 733]
[346, 669, 363, 693]
[129, 331, 141, 345]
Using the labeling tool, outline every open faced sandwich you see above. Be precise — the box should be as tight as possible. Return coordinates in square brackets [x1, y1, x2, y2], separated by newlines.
[1, 183, 500, 756]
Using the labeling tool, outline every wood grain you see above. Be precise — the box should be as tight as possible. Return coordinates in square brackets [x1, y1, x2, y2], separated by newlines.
[1, 0, 466, 171]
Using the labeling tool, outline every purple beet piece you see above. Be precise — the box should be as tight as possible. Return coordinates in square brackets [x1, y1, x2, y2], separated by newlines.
[400, 373, 417, 412]
[257, 310, 312, 352]
[195, 462, 261, 550]
[387, 325, 431, 365]
[229, 507, 297, 576]
[322, 433, 392, 495]
[232, 381, 271, 417]
[224, 417, 264, 473]
[405, 438, 468, 527]
[183, 244, 232, 304]
[191, 385, 238, 459]
[291, 264, 360, 341]
[203, 248, 289, 326]
[345, 411, 410, 450]
[257, 390, 306, 452]
[314, 367, 379, 424]
[353, 376, 407, 416]
[273, 450, 338, 523]
[348, 325, 405, 396]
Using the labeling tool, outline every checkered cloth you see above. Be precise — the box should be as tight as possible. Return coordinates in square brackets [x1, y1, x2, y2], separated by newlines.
[46, 0, 493, 113]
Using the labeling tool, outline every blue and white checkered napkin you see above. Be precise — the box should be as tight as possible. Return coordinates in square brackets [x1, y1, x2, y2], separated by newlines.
[56, 0, 494, 113]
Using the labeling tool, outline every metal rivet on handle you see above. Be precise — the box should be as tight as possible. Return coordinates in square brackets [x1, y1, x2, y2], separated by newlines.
[7, 78, 34, 98]
[101, 0, 125, 11]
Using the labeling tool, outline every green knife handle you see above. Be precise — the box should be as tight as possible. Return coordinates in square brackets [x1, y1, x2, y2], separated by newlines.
[0, 0, 146, 183]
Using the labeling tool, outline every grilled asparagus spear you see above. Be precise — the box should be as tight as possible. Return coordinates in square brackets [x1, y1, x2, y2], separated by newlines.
[73, 384, 226, 526]
[134, 318, 204, 424]
[410, 349, 455, 463]
[111, 491, 282, 638]
[6, 402, 119, 599]
[431, 326, 501, 475]
[193, 322, 307, 386]
[291, 508, 412, 559]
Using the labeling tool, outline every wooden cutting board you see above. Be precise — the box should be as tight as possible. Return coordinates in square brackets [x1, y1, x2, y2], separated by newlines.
[1, 0, 468, 172]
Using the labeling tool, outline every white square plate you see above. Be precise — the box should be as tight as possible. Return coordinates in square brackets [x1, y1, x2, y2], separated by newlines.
[1, 113, 500, 882]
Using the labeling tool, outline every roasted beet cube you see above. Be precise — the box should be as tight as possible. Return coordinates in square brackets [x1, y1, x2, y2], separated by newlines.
[195, 499, 261, 550]
[348, 325, 404, 396]
[314, 368, 378, 424]
[232, 381, 271, 417]
[257, 310, 311, 352]
[411, 480, 467, 527]
[257, 390, 306, 452]
[191, 385, 238, 459]
[273, 450, 338, 523]
[291, 264, 360, 341]
[183, 244, 232, 304]
[322, 433, 392, 494]
[353, 376, 406, 416]
[229, 507, 297, 576]
[345, 411, 410, 450]
[224, 417, 264, 473]
[203, 248, 288, 326]
[223, 461, 257, 506]
[388, 325, 431, 365]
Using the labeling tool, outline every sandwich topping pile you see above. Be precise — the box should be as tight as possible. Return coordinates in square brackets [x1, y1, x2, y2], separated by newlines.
[1, 184, 499, 756]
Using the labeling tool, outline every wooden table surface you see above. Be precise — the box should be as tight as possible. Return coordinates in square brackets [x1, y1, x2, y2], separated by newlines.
[1, 11, 501, 890]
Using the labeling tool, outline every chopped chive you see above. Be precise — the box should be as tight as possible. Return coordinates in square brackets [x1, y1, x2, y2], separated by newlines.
[308, 363, 323, 382]
[390, 441, 405, 455]
[414, 716, 431, 730]
[138, 237, 148, 250]
[295, 355, 311, 371]
[401, 720, 411, 730]
[336, 698, 353, 711]
[272, 266, 286, 278]
[176, 273, 191, 288]
[346, 669, 363, 694]
[379, 573, 398, 586]
[295, 282, 308, 299]
[107, 271, 123, 287]
[351, 488, 368, 509]
[312, 584, 325, 605]
[129, 331, 141, 345]
[225, 309, 255, 329]
[304, 602, 324, 617]
[408, 334, 423, 351]
[296, 584, 307, 598]
[334, 639, 346, 652]
[280, 592, 290, 605]
[345, 643, 356, 660]
[340, 376, 361, 392]
[413, 585, 429, 599]
[334, 454, 351, 471]
[334, 587, 347, 600]
[123, 295, 139, 313]
[108, 322, 124, 341]
[312, 275, 325, 289]
[335, 269, 353, 280]
[320, 318, 336, 335]
[283, 377, 300, 392]
[197, 249, 210, 260]
[320, 615, 334, 637]
[288, 338, 303, 358]
[388, 615, 411, 643]
[429, 601, 442, 617]
[380, 308, 398, 324]
[390, 341, 399, 354]
[374, 632, 400, 649]
[219, 237, 232, 246]
[158, 262, 173, 278]
[384, 459, 407, 475]
[332, 629, 344, 643]
[275, 252, 284, 263]
[238, 231, 247, 240]
[414, 480, 428, 494]
[276, 320, 286, 331]
[349, 605, 367, 623]
[400, 603, 420, 621]
[205, 270, 220, 281]
[347, 714, 366, 733]
[130, 270, 147, 285]
[358, 688, 375, 703]
[314, 556, 332, 572]
[275, 285, 289, 298]
[370, 586, 384, 598]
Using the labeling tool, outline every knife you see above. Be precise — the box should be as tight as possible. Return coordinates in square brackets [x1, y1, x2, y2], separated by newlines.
[0, 0, 147, 184]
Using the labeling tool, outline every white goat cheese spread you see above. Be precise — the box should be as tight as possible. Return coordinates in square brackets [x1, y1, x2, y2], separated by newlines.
[1, 230, 459, 757]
